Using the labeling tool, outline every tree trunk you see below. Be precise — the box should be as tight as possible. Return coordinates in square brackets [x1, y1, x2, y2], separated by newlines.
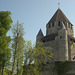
[11, 32, 18, 75]
[11, 48, 17, 75]
[17, 59, 19, 75]
[11, 46, 17, 75]
[2, 63, 4, 75]
[2, 67, 4, 75]
[2, 61, 5, 75]
[11, 61, 15, 75]
[22, 65, 25, 75]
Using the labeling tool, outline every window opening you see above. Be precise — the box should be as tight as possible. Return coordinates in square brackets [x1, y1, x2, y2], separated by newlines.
[49, 24, 51, 28]
[60, 36, 62, 39]
[42, 40, 45, 42]
[58, 22, 60, 26]
[52, 22, 54, 27]
[68, 23, 70, 28]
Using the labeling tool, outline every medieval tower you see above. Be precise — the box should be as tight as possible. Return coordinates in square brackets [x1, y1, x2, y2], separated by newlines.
[36, 8, 75, 75]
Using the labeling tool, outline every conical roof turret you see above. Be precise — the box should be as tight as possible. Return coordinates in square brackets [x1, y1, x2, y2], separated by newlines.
[48, 8, 71, 24]
[37, 29, 44, 36]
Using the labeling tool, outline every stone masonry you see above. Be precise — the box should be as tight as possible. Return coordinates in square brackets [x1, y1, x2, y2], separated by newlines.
[36, 8, 75, 75]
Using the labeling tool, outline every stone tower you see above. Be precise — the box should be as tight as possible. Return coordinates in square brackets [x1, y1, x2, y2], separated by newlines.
[36, 8, 75, 61]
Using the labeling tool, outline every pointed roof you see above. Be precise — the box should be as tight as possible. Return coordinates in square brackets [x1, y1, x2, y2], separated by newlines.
[37, 29, 44, 36]
[48, 8, 71, 24]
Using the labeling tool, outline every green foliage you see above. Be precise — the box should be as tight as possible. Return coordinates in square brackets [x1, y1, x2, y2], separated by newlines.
[23, 64, 39, 75]
[68, 41, 73, 45]
[3, 69, 12, 75]
[34, 41, 53, 65]
[23, 41, 53, 75]
[23, 41, 34, 65]
[11, 21, 25, 75]
[0, 27, 6, 36]
[0, 11, 13, 34]
[55, 61, 71, 75]
[32, 41, 53, 73]
[0, 11, 12, 75]
[38, 63, 46, 71]
[22, 41, 35, 75]
[0, 36, 11, 65]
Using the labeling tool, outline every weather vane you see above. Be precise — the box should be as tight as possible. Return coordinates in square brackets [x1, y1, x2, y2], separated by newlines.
[58, 2, 60, 9]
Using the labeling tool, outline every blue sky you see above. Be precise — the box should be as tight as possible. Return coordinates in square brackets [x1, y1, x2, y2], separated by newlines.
[0, 0, 75, 44]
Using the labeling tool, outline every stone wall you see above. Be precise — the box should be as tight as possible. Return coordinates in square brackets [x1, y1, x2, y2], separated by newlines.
[68, 41, 75, 61]
[39, 61, 75, 75]
[44, 28, 69, 61]
[70, 43, 75, 61]
[39, 62, 57, 75]
[46, 22, 73, 36]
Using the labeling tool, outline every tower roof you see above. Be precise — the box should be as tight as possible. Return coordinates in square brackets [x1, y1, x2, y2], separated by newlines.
[48, 8, 71, 24]
[37, 29, 44, 36]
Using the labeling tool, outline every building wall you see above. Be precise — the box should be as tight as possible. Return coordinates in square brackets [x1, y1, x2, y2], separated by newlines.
[36, 21, 75, 75]
[39, 62, 57, 75]
[43, 26, 69, 61]
[39, 62, 75, 75]
[68, 40, 75, 61]
[36, 36, 43, 42]
[46, 22, 73, 36]
[57, 28, 68, 61]
[46, 22, 58, 35]
[70, 43, 75, 61]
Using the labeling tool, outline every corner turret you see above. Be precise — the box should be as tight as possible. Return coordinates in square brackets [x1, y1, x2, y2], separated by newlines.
[36, 29, 44, 42]
[56, 22, 68, 61]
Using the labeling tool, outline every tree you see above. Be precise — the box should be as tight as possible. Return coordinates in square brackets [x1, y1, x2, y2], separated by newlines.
[0, 11, 12, 36]
[11, 21, 25, 75]
[3, 68, 12, 75]
[0, 11, 12, 75]
[22, 41, 34, 75]
[0, 36, 11, 74]
[22, 41, 53, 75]
[34, 41, 53, 71]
